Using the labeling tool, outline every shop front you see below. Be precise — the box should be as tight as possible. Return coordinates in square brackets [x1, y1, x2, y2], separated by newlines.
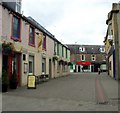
[76, 62, 91, 72]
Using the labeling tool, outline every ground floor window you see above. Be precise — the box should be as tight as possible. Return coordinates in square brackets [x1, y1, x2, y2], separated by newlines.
[29, 55, 34, 75]
[42, 58, 46, 74]
[57, 61, 60, 73]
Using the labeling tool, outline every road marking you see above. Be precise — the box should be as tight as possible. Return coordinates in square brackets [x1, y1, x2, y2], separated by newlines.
[95, 76, 108, 104]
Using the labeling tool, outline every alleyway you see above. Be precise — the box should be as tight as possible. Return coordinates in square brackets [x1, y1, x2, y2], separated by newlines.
[2, 73, 118, 111]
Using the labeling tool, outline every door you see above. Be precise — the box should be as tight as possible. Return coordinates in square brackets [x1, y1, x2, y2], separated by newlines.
[78, 65, 80, 72]
[13, 53, 21, 86]
[91, 65, 94, 72]
[49, 59, 52, 78]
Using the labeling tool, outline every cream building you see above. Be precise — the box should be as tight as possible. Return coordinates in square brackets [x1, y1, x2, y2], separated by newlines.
[104, 3, 120, 80]
[0, 3, 70, 87]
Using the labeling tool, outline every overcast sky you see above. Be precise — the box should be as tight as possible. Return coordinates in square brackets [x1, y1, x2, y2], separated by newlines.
[22, 0, 119, 45]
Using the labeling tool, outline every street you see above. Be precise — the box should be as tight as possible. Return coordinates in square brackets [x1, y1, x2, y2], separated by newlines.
[2, 72, 119, 111]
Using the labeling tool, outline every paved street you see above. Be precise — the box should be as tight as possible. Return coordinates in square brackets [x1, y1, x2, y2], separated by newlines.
[2, 72, 119, 111]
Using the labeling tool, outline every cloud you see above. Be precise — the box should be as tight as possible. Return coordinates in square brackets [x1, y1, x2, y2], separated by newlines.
[22, 0, 119, 45]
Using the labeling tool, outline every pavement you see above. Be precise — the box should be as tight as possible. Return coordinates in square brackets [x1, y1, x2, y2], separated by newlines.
[1, 72, 119, 111]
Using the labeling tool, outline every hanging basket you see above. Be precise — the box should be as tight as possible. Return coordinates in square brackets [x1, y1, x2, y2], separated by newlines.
[2, 42, 13, 54]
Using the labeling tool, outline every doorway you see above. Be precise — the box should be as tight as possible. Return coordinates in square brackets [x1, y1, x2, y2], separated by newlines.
[49, 59, 52, 78]
[13, 53, 21, 86]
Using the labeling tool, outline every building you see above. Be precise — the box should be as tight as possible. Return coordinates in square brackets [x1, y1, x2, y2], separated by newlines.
[0, 3, 70, 87]
[2, 0, 22, 13]
[104, 3, 120, 80]
[67, 44, 106, 73]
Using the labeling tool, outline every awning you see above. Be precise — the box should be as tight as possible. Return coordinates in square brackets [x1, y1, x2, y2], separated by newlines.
[76, 62, 91, 66]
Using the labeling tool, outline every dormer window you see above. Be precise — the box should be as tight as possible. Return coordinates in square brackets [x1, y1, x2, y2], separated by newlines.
[79, 47, 85, 52]
[99, 47, 105, 53]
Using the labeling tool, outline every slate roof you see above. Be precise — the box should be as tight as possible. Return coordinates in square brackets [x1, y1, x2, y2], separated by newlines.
[67, 44, 105, 54]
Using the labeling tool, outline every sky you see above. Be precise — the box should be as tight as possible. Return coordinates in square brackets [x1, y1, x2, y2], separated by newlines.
[22, 0, 119, 45]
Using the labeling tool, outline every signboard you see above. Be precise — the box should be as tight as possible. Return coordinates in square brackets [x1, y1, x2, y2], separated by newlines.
[76, 62, 91, 66]
[27, 75, 36, 89]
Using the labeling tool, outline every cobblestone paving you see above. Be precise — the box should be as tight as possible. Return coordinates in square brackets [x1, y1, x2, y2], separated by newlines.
[2, 73, 119, 111]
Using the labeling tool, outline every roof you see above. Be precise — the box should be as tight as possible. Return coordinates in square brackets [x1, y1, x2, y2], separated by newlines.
[67, 44, 105, 54]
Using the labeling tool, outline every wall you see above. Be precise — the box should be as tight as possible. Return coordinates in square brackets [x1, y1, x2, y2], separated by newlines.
[0, 5, 2, 78]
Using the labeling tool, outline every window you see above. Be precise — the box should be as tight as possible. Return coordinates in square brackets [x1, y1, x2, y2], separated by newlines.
[99, 47, 105, 52]
[79, 47, 85, 52]
[11, 16, 21, 41]
[66, 49, 68, 58]
[42, 58, 46, 74]
[54, 42, 57, 55]
[57, 62, 60, 73]
[62, 46, 64, 57]
[42, 34, 46, 50]
[29, 26, 35, 46]
[23, 54, 26, 61]
[91, 55, 96, 61]
[16, 1, 21, 13]
[81, 55, 85, 61]
[29, 56, 34, 75]
[57, 43, 59, 56]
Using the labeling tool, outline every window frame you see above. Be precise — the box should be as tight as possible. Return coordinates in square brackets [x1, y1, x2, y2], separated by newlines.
[81, 55, 85, 61]
[91, 55, 96, 61]
[11, 15, 21, 42]
[42, 34, 46, 50]
[79, 47, 85, 52]
[29, 25, 35, 47]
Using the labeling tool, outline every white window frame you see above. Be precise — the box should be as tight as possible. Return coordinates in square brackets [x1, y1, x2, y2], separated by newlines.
[29, 55, 34, 75]
[42, 58, 46, 74]
[91, 55, 96, 61]
[100, 48, 105, 53]
[79, 47, 85, 52]
[81, 55, 85, 61]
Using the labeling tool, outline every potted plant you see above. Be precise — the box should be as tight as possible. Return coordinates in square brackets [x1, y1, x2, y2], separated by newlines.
[2, 70, 9, 92]
[10, 69, 18, 89]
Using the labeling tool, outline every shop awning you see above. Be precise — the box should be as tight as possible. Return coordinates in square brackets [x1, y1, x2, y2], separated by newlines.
[76, 62, 91, 66]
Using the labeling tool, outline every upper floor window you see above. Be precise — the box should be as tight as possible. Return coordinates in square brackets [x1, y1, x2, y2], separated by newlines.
[16, 1, 21, 13]
[42, 34, 46, 50]
[62, 46, 64, 57]
[54, 42, 57, 55]
[29, 26, 35, 46]
[91, 55, 96, 61]
[66, 48, 68, 58]
[11, 15, 21, 41]
[81, 55, 85, 61]
[99, 47, 105, 53]
[57, 43, 59, 56]
[79, 47, 85, 52]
